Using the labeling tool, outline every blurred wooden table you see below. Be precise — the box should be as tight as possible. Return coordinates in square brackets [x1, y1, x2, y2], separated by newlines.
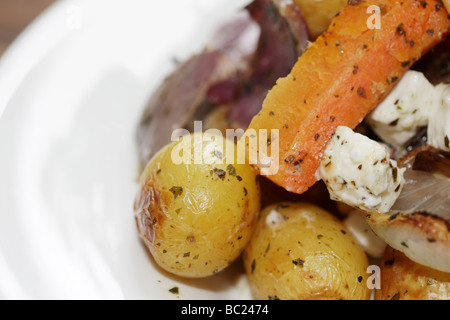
[0, 0, 56, 56]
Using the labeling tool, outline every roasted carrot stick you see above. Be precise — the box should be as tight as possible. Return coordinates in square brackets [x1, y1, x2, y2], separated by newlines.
[243, 0, 450, 194]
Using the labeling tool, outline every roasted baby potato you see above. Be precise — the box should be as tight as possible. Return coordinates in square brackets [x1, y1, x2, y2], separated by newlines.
[135, 132, 261, 278]
[294, 0, 347, 39]
[376, 246, 450, 300]
[243, 202, 371, 300]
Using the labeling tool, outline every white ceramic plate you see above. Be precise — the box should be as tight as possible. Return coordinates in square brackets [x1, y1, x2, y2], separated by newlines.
[0, 0, 252, 300]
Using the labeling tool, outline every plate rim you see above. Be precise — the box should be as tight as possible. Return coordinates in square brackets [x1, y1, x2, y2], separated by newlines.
[0, 0, 88, 120]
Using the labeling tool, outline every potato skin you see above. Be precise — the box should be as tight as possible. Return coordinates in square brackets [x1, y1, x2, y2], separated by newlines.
[294, 0, 347, 39]
[376, 247, 450, 300]
[243, 202, 371, 300]
[135, 133, 261, 278]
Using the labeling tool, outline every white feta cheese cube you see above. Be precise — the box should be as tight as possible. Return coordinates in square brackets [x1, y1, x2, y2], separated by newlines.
[367, 71, 434, 147]
[320, 126, 405, 214]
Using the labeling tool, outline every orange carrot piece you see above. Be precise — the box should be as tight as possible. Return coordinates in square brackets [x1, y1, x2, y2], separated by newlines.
[243, 0, 450, 194]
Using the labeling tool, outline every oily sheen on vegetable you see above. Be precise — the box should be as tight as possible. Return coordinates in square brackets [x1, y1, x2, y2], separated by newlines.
[134, 133, 261, 278]
[243, 203, 371, 300]
[243, 0, 450, 194]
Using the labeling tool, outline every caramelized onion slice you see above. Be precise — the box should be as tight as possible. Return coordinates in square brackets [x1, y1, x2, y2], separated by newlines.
[364, 150, 450, 272]
[392, 151, 450, 219]
[365, 211, 450, 273]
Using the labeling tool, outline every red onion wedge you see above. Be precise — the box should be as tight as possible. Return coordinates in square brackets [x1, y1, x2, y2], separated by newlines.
[137, 0, 310, 166]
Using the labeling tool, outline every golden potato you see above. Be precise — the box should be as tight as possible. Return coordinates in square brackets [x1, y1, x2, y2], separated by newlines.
[243, 202, 371, 300]
[294, 0, 347, 39]
[135, 132, 261, 278]
[376, 247, 450, 300]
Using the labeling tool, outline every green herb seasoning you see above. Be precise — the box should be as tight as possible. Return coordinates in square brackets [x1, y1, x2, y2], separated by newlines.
[227, 165, 237, 176]
[213, 168, 226, 181]
[292, 258, 304, 267]
[169, 287, 179, 295]
[169, 186, 183, 199]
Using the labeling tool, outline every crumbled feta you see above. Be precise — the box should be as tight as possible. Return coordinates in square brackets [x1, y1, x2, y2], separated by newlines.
[367, 71, 433, 147]
[320, 126, 405, 214]
[428, 84, 450, 152]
